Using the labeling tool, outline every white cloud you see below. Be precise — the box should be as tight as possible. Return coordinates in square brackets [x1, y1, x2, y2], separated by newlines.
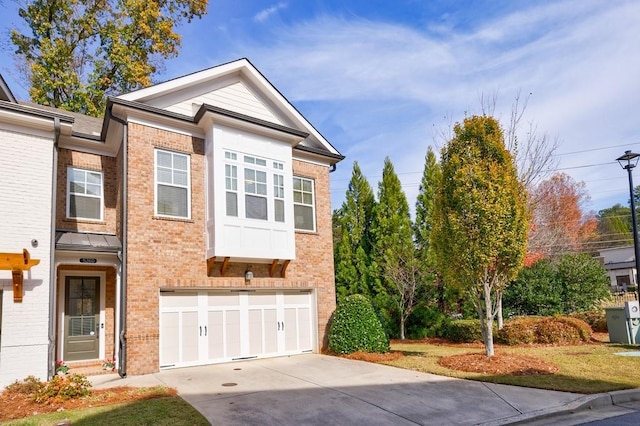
[184, 0, 640, 212]
[253, 2, 288, 23]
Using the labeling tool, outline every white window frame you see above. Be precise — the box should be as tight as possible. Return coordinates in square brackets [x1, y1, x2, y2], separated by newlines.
[223, 151, 287, 223]
[154, 149, 191, 219]
[293, 176, 316, 232]
[66, 167, 104, 221]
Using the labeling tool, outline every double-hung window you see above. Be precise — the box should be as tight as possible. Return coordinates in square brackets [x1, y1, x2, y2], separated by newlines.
[293, 177, 315, 231]
[225, 151, 238, 216]
[67, 167, 103, 220]
[244, 155, 268, 220]
[155, 149, 190, 218]
[273, 161, 285, 222]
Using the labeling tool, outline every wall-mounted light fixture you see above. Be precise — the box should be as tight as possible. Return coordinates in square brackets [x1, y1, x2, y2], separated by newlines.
[245, 269, 254, 282]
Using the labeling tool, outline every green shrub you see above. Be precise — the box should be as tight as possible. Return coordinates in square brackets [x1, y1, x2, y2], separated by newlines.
[496, 316, 592, 345]
[329, 294, 389, 354]
[443, 319, 484, 343]
[406, 305, 450, 339]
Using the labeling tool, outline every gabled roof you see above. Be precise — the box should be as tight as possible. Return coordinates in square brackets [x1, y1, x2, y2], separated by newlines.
[117, 58, 343, 160]
[0, 74, 17, 103]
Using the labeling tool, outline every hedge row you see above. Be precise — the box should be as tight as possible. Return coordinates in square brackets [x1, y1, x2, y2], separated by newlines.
[443, 316, 592, 345]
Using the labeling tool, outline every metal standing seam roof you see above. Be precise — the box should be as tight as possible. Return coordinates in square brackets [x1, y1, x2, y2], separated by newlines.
[55, 231, 122, 253]
[603, 261, 636, 271]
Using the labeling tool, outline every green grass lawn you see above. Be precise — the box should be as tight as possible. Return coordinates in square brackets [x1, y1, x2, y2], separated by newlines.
[385, 341, 640, 394]
[1, 396, 210, 426]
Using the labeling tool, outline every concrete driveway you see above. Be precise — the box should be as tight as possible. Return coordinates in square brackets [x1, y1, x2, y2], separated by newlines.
[91, 354, 601, 425]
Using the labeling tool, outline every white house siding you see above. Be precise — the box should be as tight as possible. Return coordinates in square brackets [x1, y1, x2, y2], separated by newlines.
[163, 81, 285, 125]
[0, 127, 53, 388]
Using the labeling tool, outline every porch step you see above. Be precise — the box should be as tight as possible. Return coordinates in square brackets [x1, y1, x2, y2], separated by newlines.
[65, 361, 116, 377]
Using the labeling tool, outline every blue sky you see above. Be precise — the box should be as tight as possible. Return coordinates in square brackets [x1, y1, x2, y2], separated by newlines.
[3, 0, 640, 214]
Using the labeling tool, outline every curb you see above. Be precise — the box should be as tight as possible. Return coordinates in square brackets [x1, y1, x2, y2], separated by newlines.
[479, 388, 640, 425]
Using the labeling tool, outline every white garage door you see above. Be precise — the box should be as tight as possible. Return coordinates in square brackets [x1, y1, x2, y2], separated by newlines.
[159, 290, 315, 369]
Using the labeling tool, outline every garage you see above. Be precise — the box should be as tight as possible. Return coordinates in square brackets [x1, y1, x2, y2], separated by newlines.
[159, 289, 316, 369]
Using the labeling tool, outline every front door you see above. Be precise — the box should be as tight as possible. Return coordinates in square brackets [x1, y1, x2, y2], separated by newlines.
[64, 276, 100, 361]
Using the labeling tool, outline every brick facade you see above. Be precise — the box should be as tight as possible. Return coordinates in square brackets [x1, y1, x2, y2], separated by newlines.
[123, 122, 336, 375]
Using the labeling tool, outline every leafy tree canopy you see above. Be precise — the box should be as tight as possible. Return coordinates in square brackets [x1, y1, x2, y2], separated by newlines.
[10, 0, 208, 116]
[432, 115, 528, 356]
[504, 254, 611, 316]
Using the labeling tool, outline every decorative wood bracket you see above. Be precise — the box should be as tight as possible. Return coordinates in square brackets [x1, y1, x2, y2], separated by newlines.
[12, 269, 23, 302]
[280, 260, 290, 278]
[220, 257, 230, 276]
[206, 257, 216, 277]
[0, 249, 39, 303]
[269, 260, 279, 278]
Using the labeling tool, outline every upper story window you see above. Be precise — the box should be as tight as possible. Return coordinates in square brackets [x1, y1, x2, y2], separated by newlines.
[67, 168, 103, 220]
[155, 149, 190, 219]
[224, 151, 287, 223]
[273, 161, 285, 223]
[293, 177, 315, 231]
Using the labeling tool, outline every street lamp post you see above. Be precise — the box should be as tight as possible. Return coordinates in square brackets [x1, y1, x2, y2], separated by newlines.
[616, 150, 640, 302]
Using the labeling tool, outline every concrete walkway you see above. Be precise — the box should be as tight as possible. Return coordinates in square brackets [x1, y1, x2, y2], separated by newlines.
[90, 354, 639, 425]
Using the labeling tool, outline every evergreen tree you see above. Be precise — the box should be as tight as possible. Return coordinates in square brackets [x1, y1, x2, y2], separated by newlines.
[333, 162, 377, 299]
[371, 157, 419, 339]
[414, 147, 452, 316]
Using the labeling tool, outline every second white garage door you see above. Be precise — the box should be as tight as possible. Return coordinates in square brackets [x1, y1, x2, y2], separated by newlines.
[159, 289, 315, 369]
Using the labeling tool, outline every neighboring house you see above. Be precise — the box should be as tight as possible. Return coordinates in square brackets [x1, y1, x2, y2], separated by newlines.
[0, 58, 343, 387]
[598, 246, 637, 292]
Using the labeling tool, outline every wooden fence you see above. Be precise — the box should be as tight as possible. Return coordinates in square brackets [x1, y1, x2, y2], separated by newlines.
[602, 292, 638, 307]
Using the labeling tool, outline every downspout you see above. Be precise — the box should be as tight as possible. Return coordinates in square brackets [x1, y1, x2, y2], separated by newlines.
[47, 117, 60, 379]
[329, 164, 337, 173]
[109, 106, 128, 377]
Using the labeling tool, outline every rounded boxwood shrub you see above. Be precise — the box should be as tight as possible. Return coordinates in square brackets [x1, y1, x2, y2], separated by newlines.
[496, 316, 592, 345]
[328, 294, 389, 354]
[443, 319, 484, 343]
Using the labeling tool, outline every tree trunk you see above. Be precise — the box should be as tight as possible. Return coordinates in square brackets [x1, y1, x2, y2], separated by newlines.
[483, 282, 495, 357]
[400, 315, 405, 340]
[497, 291, 504, 330]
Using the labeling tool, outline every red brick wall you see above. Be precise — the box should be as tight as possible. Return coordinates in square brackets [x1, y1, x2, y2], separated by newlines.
[56, 149, 118, 233]
[124, 122, 336, 375]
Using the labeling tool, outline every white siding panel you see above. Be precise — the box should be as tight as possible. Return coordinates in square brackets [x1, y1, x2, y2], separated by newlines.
[166, 82, 284, 125]
[0, 127, 54, 388]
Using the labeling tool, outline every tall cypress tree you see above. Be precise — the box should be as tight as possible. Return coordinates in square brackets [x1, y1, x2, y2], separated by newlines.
[414, 147, 441, 263]
[371, 157, 417, 339]
[333, 162, 377, 299]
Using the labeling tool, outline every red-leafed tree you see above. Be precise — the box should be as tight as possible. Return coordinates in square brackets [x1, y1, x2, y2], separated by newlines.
[528, 173, 597, 258]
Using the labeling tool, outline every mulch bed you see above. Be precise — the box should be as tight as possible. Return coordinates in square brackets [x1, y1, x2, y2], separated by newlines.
[0, 386, 176, 421]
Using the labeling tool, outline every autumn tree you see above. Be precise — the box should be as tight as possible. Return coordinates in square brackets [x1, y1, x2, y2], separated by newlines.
[371, 157, 423, 339]
[333, 162, 377, 299]
[528, 173, 597, 258]
[432, 115, 528, 357]
[10, 0, 208, 116]
[594, 204, 633, 249]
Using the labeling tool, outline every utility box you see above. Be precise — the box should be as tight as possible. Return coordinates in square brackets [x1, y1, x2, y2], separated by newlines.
[606, 303, 640, 344]
[625, 301, 640, 319]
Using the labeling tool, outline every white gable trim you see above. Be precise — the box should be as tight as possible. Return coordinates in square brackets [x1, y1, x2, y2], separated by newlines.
[117, 58, 341, 158]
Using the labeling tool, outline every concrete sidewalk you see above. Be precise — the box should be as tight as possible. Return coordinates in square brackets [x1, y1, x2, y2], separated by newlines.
[90, 354, 640, 425]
